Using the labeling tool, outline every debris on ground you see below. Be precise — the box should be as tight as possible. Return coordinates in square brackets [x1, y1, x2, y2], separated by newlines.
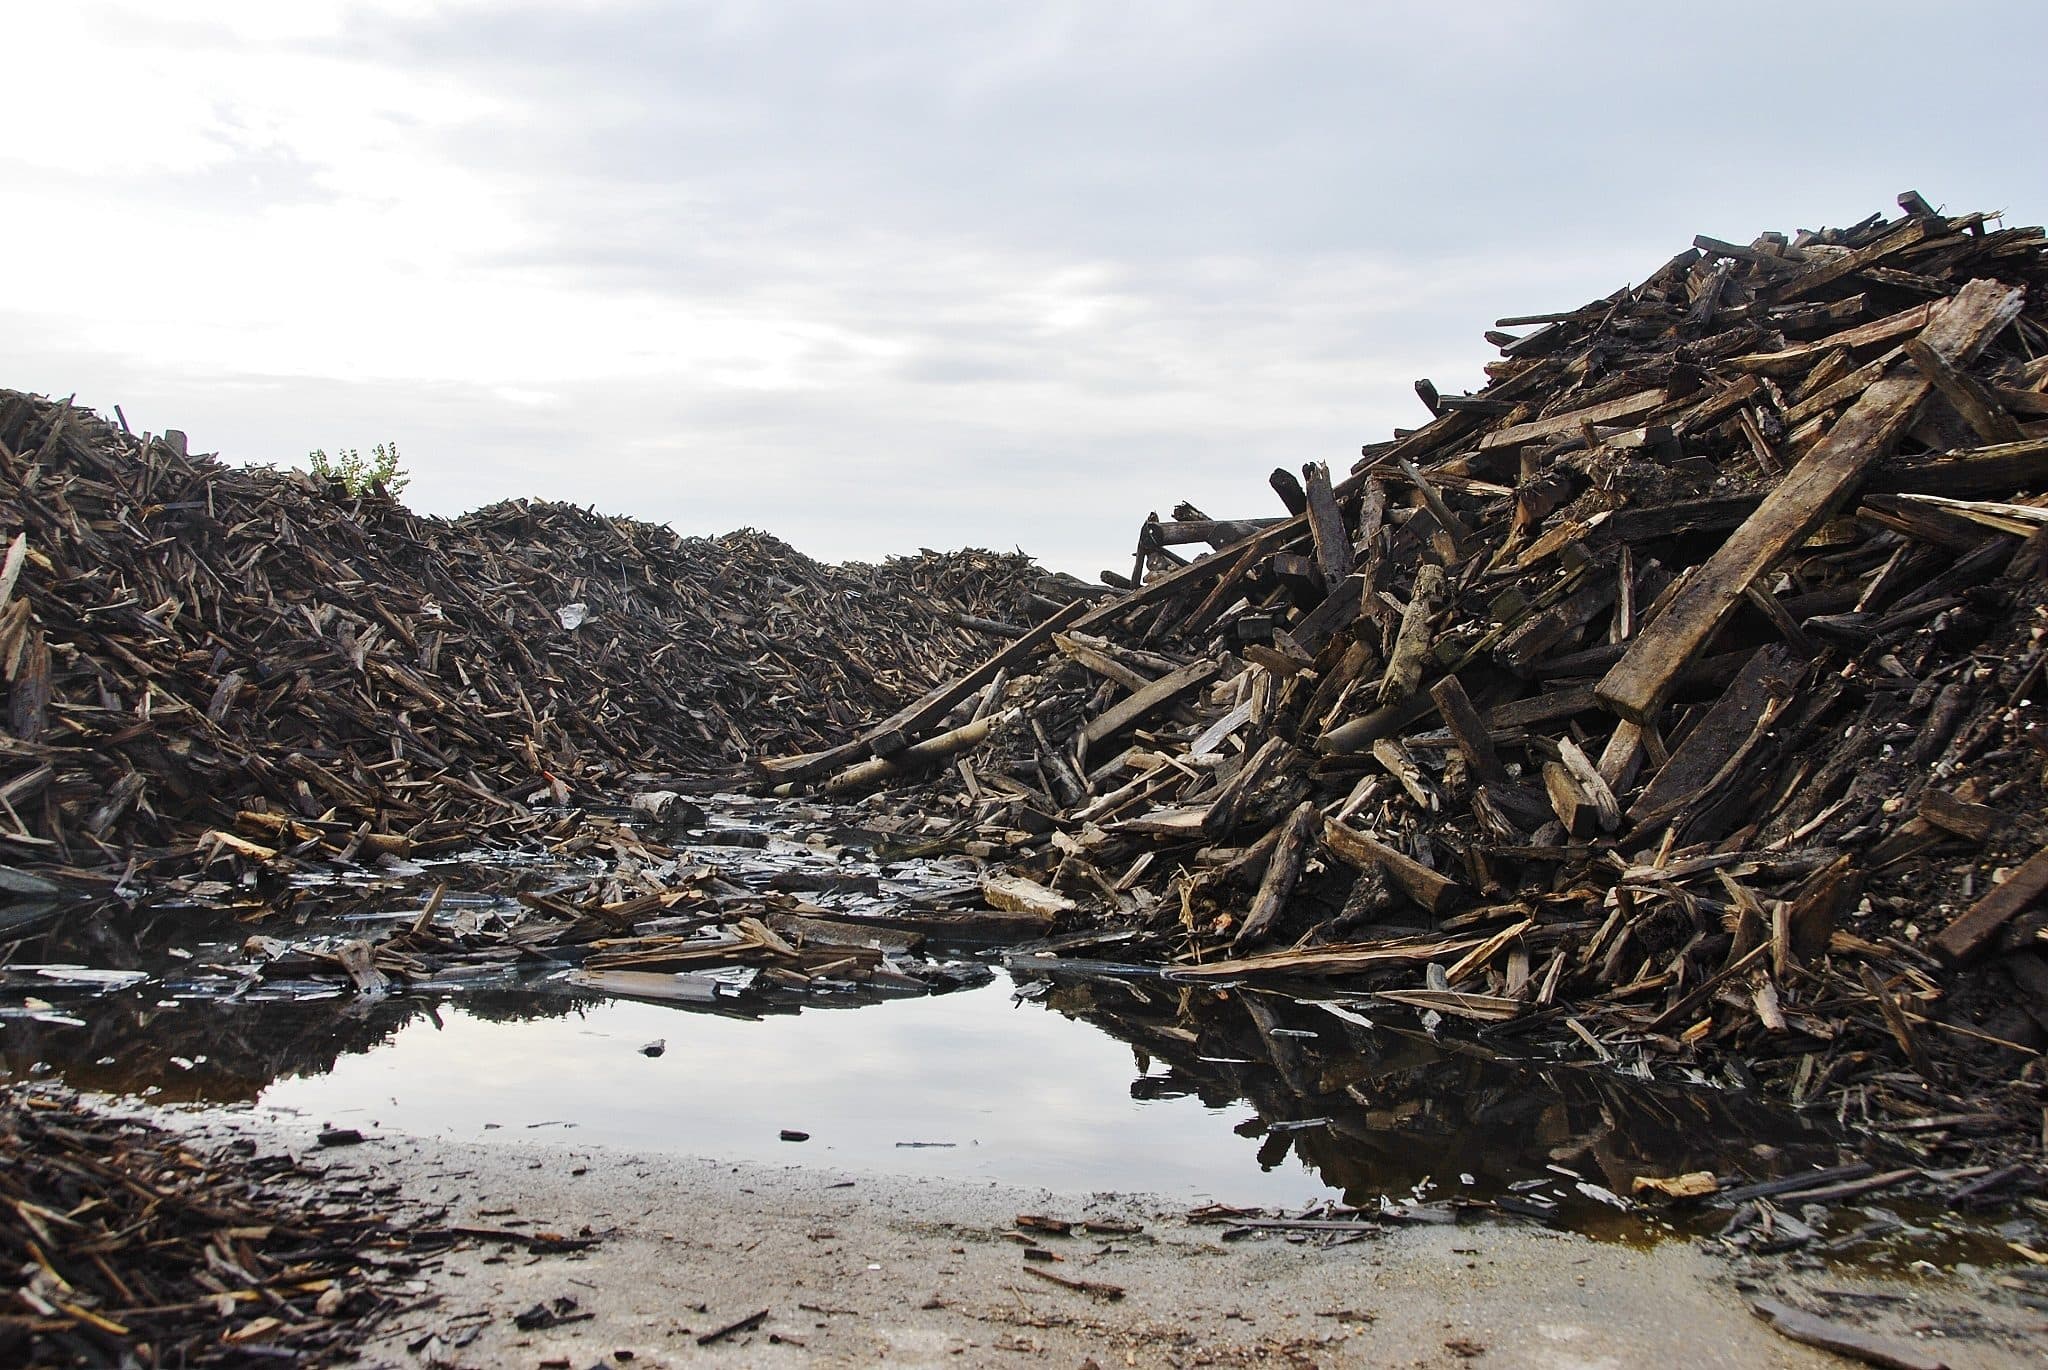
[0, 1086, 563, 1366]
[1751, 1296, 1952, 1370]
[9, 193, 2048, 1358]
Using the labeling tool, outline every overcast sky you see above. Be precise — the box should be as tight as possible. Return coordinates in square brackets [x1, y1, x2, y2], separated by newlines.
[6, 2, 2044, 577]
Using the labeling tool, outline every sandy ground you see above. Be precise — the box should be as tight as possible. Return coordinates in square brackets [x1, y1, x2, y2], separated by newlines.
[171, 1113, 2046, 1369]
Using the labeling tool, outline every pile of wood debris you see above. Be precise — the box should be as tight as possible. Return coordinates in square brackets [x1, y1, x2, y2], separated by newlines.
[0, 391, 1079, 874]
[766, 196, 2048, 1169]
[0, 1085, 557, 1366]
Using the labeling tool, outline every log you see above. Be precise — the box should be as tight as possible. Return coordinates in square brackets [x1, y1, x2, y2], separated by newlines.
[1232, 800, 1320, 948]
[1378, 562, 1447, 705]
[1080, 657, 1220, 751]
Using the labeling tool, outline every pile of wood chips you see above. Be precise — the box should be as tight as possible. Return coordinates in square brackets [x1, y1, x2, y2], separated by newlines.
[0, 390, 1077, 875]
[766, 196, 2048, 1169]
[0, 1086, 498, 1366]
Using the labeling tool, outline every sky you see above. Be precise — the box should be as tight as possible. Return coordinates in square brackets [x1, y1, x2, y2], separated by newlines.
[5, 2, 2045, 578]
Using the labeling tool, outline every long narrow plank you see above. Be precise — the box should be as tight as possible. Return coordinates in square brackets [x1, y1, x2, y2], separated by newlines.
[1072, 516, 1309, 632]
[1626, 645, 1804, 822]
[1232, 801, 1321, 949]
[1171, 929, 1486, 980]
[1476, 388, 1668, 451]
[1765, 216, 1937, 303]
[1727, 299, 1936, 374]
[1596, 278, 2024, 723]
[759, 597, 1087, 780]
[1302, 461, 1354, 583]
[1321, 816, 1471, 913]
[1871, 436, 2048, 496]
[1080, 657, 1220, 750]
[1902, 337, 2027, 444]
[1931, 841, 2048, 965]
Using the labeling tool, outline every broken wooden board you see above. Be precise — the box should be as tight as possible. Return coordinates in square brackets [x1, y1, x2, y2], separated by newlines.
[1931, 841, 2048, 965]
[1597, 278, 2025, 723]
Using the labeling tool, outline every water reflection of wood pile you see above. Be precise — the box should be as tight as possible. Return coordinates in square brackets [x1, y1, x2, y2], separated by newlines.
[1, 986, 562, 1107]
[1036, 973, 1837, 1227]
[2, 809, 1003, 1090]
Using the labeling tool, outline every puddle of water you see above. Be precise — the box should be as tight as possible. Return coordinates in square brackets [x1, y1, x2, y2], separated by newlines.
[6, 951, 1843, 1225]
[253, 977, 1345, 1205]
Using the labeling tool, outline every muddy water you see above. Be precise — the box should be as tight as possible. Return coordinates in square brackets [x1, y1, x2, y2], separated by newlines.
[0, 796, 1904, 1245]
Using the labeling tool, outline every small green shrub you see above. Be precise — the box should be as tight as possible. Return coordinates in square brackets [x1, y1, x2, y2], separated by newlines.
[307, 442, 409, 497]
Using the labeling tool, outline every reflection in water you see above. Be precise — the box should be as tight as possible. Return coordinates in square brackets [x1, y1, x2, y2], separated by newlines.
[5, 899, 1852, 1231]
[1020, 969, 1847, 1232]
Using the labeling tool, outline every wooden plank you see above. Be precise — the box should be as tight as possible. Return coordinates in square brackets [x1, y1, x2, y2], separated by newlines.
[1590, 496, 1762, 545]
[759, 598, 1087, 780]
[1201, 735, 1299, 838]
[1750, 1298, 1951, 1370]
[1489, 685, 1601, 729]
[1596, 279, 2024, 723]
[1080, 656, 1219, 750]
[1627, 645, 1804, 821]
[1477, 388, 1668, 450]
[1054, 632, 1153, 693]
[1321, 816, 1471, 914]
[1783, 347, 1901, 425]
[1931, 841, 2048, 966]
[1397, 458, 1473, 554]
[1374, 988, 1522, 1022]
[1301, 461, 1354, 584]
[1872, 437, 2048, 496]
[1727, 299, 1936, 374]
[1378, 562, 1446, 704]
[1171, 928, 1486, 980]
[1149, 517, 1281, 548]
[1918, 790, 1999, 844]
[1289, 572, 1365, 655]
[1902, 336, 2027, 444]
[820, 708, 1015, 794]
[1073, 516, 1309, 633]
[1429, 675, 1510, 789]
[1543, 761, 1598, 838]
[1767, 215, 1937, 303]
[1232, 800, 1320, 948]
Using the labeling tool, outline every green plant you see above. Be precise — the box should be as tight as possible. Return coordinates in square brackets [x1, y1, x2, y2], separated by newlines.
[307, 442, 409, 497]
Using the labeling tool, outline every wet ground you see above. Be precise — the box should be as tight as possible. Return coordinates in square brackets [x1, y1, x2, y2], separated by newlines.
[0, 797, 2038, 1270]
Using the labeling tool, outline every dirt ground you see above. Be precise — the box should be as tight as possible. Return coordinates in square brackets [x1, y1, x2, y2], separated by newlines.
[163, 1112, 2046, 1370]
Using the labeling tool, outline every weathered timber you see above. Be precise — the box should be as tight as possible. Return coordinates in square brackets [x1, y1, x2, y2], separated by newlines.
[1322, 816, 1470, 914]
[1931, 841, 2048, 965]
[1597, 278, 2025, 723]
[1232, 800, 1321, 948]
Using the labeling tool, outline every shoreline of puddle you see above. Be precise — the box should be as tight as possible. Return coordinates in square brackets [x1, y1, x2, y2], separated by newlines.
[0, 796, 2038, 1273]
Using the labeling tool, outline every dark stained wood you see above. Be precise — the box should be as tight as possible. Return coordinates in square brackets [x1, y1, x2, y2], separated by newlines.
[1932, 842, 2048, 965]
[1597, 279, 2025, 723]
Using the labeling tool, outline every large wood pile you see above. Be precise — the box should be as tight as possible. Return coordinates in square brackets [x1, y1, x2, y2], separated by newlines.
[767, 197, 2048, 1166]
[0, 391, 1071, 873]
